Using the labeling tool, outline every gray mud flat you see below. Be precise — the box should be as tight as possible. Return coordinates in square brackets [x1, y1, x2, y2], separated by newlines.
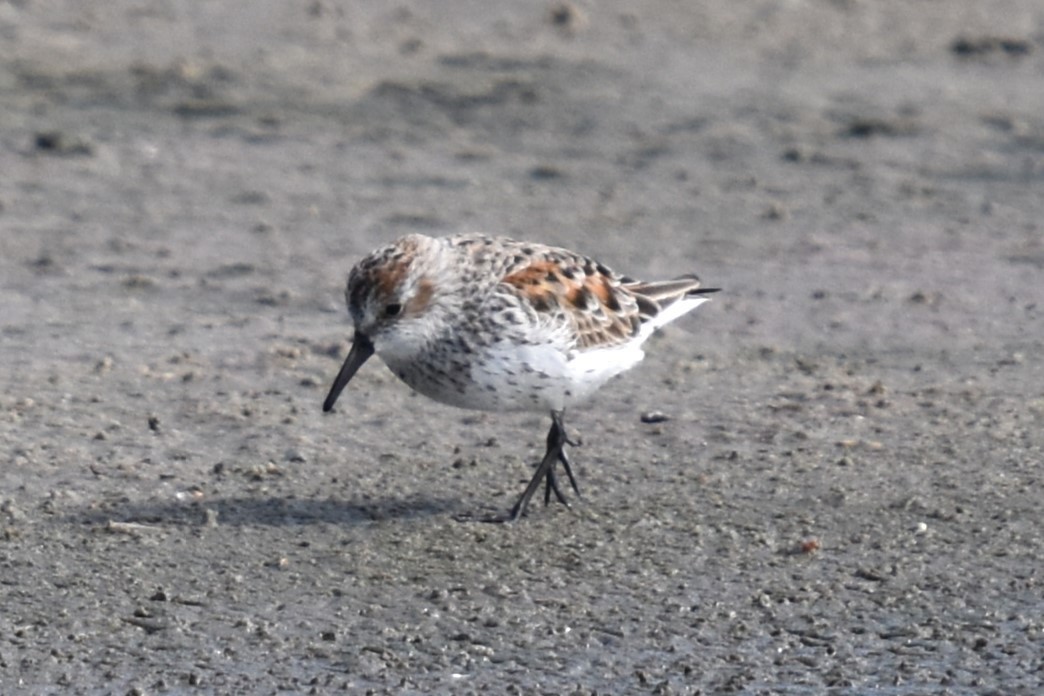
[2, 2, 1043, 694]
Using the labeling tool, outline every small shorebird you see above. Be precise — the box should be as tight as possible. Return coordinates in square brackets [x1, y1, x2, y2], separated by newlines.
[323, 233, 717, 521]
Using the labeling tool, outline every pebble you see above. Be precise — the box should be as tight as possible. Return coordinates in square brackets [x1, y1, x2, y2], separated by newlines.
[640, 411, 670, 424]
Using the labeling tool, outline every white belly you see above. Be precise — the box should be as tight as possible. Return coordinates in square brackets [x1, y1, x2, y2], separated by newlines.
[461, 341, 645, 413]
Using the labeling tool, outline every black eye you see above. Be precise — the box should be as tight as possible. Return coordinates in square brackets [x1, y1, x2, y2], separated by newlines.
[384, 303, 402, 317]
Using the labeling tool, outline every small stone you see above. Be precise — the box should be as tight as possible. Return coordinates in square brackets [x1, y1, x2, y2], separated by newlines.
[548, 1, 587, 33]
[762, 202, 788, 220]
[34, 130, 95, 156]
[123, 275, 157, 290]
[529, 164, 563, 180]
[640, 411, 670, 424]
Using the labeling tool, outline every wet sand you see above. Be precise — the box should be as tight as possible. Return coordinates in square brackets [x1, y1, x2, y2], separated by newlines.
[2, 2, 1043, 693]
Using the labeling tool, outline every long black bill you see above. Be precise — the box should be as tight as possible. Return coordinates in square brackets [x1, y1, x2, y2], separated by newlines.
[322, 334, 375, 412]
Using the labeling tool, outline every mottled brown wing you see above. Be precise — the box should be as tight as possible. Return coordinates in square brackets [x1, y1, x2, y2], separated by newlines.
[500, 252, 644, 350]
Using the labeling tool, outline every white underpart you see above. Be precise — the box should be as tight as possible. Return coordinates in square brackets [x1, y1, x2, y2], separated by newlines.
[636, 296, 710, 342]
[559, 342, 645, 405]
[563, 295, 712, 406]
[468, 295, 711, 412]
[468, 341, 573, 412]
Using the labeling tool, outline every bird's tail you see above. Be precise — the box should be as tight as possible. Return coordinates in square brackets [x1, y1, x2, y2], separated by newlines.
[625, 274, 719, 339]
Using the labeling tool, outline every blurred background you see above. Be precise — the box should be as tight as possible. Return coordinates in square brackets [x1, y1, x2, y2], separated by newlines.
[1, 2, 1042, 693]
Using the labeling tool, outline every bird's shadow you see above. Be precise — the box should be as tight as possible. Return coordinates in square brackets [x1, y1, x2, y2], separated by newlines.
[70, 494, 461, 529]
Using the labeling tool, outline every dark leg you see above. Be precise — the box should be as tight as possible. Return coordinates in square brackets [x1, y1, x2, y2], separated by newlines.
[544, 433, 581, 505]
[544, 464, 566, 506]
[509, 410, 581, 521]
[455, 411, 583, 523]
[556, 438, 582, 498]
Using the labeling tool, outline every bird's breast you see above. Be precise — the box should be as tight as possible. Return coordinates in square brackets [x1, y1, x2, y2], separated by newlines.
[379, 338, 644, 413]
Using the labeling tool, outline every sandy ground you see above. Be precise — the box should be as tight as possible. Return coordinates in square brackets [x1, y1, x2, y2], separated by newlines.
[2, 1, 1044, 693]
